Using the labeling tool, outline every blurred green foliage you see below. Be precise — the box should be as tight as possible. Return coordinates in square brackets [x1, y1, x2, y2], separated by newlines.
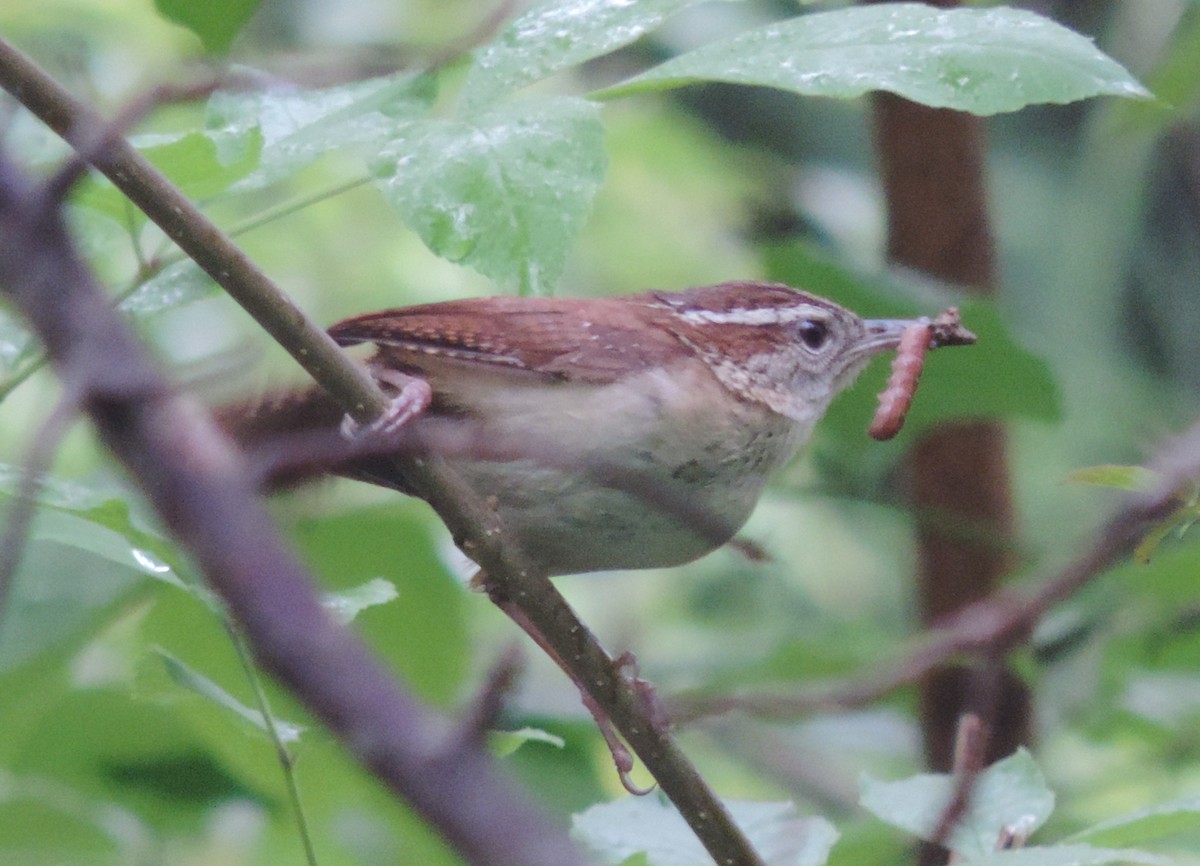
[0, 1, 1198, 864]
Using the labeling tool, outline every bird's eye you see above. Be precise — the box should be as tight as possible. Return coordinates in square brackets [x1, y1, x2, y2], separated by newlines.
[797, 319, 829, 351]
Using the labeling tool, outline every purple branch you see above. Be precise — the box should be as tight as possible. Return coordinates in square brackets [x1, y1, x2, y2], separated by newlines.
[0, 153, 584, 866]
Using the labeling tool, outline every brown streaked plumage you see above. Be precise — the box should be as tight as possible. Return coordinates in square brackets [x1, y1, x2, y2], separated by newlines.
[224, 281, 974, 575]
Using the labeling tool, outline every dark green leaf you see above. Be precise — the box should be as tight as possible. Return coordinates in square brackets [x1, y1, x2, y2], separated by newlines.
[373, 96, 605, 294]
[763, 243, 1059, 470]
[154, 0, 262, 55]
[292, 505, 468, 705]
[596, 4, 1151, 115]
[491, 726, 566, 759]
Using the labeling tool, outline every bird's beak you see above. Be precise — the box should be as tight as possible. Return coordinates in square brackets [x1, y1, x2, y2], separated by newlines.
[861, 318, 917, 353]
[862, 316, 978, 353]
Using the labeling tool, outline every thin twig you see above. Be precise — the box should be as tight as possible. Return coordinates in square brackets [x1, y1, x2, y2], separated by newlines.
[228, 625, 320, 866]
[930, 712, 990, 860]
[0, 381, 82, 631]
[454, 644, 525, 748]
[671, 422, 1200, 724]
[44, 79, 230, 205]
[0, 143, 584, 866]
[0, 39, 767, 866]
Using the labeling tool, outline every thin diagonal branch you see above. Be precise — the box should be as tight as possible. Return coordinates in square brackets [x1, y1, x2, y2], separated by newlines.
[670, 423, 1198, 724]
[0, 149, 586, 866]
[0, 38, 766, 866]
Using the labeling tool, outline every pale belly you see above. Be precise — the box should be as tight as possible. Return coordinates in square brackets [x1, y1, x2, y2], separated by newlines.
[449, 409, 806, 575]
[419, 364, 812, 575]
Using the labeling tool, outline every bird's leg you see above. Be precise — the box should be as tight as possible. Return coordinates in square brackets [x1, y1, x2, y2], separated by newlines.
[340, 367, 433, 439]
[474, 572, 661, 795]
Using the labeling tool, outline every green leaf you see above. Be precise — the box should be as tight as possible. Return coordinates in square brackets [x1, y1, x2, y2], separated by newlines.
[72, 128, 262, 222]
[0, 465, 184, 586]
[958, 845, 1170, 866]
[322, 577, 398, 625]
[1065, 796, 1200, 848]
[118, 260, 216, 317]
[1114, 4, 1200, 129]
[155, 0, 262, 54]
[373, 96, 606, 294]
[572, 796, 838, 866]
[0, 509, 173, 671]
[1064, 465, 1198, 563]
[859, 749, 1054, 860]
[155, 649, 304, 742]
[292, 505, 468, 705]
[0, 771, 151, 862]
[1065, 465, 1161, 492]
[0, 311, 38, 374]
[206, 71, 436, 192]
[595, 4, 1151, 115]
[491, 726, 566, 759]
[462, 0, 723, 109]
[762, 243, 1058, 467]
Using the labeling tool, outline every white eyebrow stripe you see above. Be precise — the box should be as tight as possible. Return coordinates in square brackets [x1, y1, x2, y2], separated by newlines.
[677, 305, 828, 326]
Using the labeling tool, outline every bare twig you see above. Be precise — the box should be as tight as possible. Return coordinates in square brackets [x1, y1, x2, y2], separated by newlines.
[930, 713, 990, 860]
[0, 381, 82, 629]
[44, 78, 232, 204]
[671, 422, 1199, 724]
[0, 38, 767, 866]
[455, 644, 525, 748]
[0, 147, 585, 866]
[0, 35, 385, 424]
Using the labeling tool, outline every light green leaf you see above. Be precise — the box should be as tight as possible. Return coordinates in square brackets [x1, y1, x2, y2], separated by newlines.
[1060, 467, 1200, 562]
[155, 0, 262, 55]
[1064, 465, 1161, 492]
[0, 770, 152, 860]
[0, 466, 182, 585]
[207, 71, 436, 192]
[596, 4, 1151, 115]
[0, 470, 201, 665]
[572, 796, 838, 866]
[119, 260, 214, 316]
[1119, 671, 1200, 729]
[462, 0, 724, 109]
[0, 508, 175, 671]
[72, 128, 262, 222]
[959, 845, 1170, 866]
[1066, 795, 1200, 849]
[0, 311, 38, 373]
[491, 726, 566, 758]
[155, 649, 304, 742]
[292, 506, 469, 705]
[860, 749, 1054, 861]
[322, 577, 398, 625]
[373, 96, 605, 294]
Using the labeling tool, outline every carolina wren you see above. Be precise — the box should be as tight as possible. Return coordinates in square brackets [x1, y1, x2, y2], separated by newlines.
[228, 281, 972, 576]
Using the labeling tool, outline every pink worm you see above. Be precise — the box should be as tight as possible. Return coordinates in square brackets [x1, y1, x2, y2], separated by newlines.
[869, 320, 932, 441]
